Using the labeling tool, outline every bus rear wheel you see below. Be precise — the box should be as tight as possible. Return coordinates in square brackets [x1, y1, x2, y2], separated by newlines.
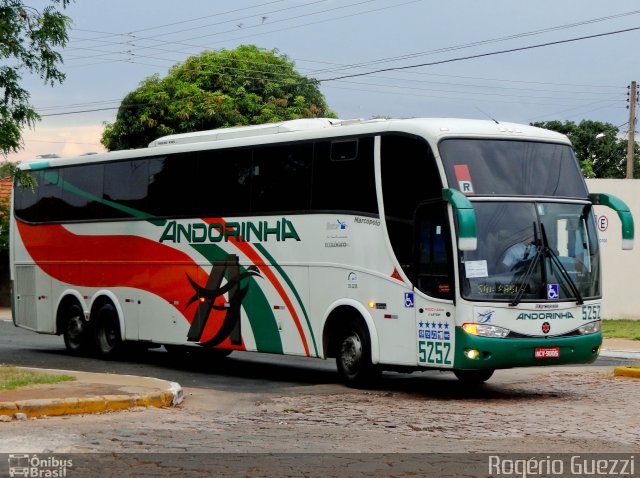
[453, 368, 494, 384]
[62, 304, 88, 354]
[93, 303, 122, 358]
[336, 322, 378, 386]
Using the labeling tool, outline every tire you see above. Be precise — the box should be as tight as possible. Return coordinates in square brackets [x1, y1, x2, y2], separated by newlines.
[453, 368, 494, 384]
[93, 303, 123, 358]
[62, 304, 88, 354]
[336, 321, 378, 386]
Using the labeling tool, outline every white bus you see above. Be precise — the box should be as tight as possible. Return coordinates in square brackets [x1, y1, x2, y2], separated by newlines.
[10, 118, 634, 384]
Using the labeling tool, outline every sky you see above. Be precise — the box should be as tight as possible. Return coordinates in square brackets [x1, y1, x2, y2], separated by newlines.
[7, 0, 640, 161]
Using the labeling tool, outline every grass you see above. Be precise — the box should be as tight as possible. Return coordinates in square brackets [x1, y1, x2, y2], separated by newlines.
[0, 364, 75, 391]
[602, 319, 640, 341]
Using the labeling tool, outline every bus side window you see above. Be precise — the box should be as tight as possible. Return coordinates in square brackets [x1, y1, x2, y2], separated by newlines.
[252, 143, 312, 214]
[312, 137, 377, 214]
[195, 148, 252, 218]
[380, 134, 443, 287]
[60, 164, 105, 221]
[103, 159, 149, 219]
[415, 202, 454, 300]
[33, 168, 64, 223]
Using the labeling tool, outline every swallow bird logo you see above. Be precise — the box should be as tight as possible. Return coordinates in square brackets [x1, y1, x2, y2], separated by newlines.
[185, 254, 262, 347]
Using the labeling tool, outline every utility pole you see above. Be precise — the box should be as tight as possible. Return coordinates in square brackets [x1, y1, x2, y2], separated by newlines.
[627, 80, 637, 179]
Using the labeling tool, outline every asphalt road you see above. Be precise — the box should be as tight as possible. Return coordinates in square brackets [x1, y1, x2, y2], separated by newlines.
[0, 318, 632, 394]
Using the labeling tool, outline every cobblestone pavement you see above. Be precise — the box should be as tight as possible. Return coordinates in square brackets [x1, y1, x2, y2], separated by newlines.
[1, 366, 638, 455]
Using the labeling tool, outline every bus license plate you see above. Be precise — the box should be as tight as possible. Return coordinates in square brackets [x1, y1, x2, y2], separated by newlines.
[535, 347, 560, 359]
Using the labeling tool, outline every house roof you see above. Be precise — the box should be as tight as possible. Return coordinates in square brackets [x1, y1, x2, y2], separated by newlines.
[0, 177, 11, 206]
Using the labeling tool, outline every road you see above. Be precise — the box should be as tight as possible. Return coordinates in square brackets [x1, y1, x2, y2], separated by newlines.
[0, 319, 639, 475]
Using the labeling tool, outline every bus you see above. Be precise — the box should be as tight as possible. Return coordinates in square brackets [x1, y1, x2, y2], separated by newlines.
[10, 118, 634, 384]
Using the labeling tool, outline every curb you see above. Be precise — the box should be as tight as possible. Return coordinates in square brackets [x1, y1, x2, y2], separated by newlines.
[613, 366, 640, 379]
[0, 370, 183, 418]
[599, 349, 640, 360]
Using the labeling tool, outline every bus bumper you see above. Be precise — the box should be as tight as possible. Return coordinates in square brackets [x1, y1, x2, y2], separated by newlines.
[453, 327, 602, 369]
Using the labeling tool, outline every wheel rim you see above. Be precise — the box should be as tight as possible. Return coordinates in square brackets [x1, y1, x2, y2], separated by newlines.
[340, 334, 363, 375]
[65, 314, 84, 347]
[98, 315, 118, 351]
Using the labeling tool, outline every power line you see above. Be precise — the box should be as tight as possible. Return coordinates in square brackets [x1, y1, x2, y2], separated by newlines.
[69, 0, 290, 41]
[39, 23, 635, 118]
[308, 9, 640, 76]
[316, 26, 640, 82]
[64, 0, 370, 60]
[63, 7, 640, 81]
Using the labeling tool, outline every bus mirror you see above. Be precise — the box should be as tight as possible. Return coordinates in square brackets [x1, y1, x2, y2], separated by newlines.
[442, 188, 477, 251]
[589, 193, 634, 250]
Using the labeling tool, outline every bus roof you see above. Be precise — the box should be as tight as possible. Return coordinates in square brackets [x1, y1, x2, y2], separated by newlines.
[21, 118, 571, 169]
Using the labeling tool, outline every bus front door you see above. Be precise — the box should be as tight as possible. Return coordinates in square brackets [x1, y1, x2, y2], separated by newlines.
[414, 201, 456, 369]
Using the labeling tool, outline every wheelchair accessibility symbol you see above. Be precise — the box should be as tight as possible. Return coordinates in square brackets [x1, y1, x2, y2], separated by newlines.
[404, 292, 414, 308]
[547, 283, 559, 300]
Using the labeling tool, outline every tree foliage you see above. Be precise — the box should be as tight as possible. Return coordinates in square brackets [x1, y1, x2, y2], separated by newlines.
[0, 0, 71, 156]
[531, 120, 639, 178]
[101, 45, 336, 150]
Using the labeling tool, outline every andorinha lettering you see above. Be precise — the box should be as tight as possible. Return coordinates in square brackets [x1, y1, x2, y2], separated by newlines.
[160, 218, 300, 243]
[516, 312, 574, 320]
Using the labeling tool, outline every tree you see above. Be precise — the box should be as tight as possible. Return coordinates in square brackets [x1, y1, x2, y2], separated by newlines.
[102, 45, 336, 150]
[0, 0, 71, 156]
[531, 120, 639, 178]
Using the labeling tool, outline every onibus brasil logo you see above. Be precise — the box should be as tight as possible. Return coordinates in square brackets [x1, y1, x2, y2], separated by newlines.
[8, 454, 73, 477]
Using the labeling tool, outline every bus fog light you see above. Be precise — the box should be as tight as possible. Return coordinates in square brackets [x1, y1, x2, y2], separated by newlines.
[578, 320, 601, 335]
[462, 323, 509, 338]
[465, 349, 480, 360]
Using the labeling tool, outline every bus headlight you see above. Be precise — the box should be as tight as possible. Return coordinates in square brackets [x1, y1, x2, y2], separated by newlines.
[577, 320, 602, 335]
[462, 323, 510, 338]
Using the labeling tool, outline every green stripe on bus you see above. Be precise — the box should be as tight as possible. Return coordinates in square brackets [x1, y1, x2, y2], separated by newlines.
[254, 243, 318, 357]
[191, 243, 283, 354]
[29, 161, 51, 170]
[38, 170, 166, 227]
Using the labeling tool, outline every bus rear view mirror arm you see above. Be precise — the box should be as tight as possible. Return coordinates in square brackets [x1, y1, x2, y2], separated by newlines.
[442, 188, 477, 251]
[589, 193, 634, 250]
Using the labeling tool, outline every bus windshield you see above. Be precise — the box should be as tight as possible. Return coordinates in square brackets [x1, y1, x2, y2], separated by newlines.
[439, 139, 588, 198]
[460, 202, 601, 302]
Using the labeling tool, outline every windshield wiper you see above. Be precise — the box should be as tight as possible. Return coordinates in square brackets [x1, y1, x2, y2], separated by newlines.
[540, 223, 584, 305]
[510, 223, 543, 307]
[510, 223, 585, 306]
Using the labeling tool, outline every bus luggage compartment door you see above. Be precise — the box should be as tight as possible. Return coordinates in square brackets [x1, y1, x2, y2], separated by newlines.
[14, 265, 53, 332]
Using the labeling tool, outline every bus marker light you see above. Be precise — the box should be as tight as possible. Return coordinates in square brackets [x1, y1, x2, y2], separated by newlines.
[368, 301, 376, 309]
[462, 323, 479, 335]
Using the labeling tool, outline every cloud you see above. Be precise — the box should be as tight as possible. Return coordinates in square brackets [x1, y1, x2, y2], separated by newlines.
[6, 125, 106, 163]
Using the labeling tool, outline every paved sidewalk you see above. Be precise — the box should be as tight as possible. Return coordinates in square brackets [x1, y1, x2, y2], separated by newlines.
[0, 368, 183, 420]
[600, 337, 640, 359]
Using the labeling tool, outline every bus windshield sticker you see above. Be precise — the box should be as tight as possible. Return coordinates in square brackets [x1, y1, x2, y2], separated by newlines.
[464, 260, 488, 278]
[453, 164, 474, 194]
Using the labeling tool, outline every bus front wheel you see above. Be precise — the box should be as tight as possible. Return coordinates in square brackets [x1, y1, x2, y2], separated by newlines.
[336, 322, 378, 386]
[453, 368, 494, 384]
[62, 304, 88, 354]
[93, 303, 123, 358]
